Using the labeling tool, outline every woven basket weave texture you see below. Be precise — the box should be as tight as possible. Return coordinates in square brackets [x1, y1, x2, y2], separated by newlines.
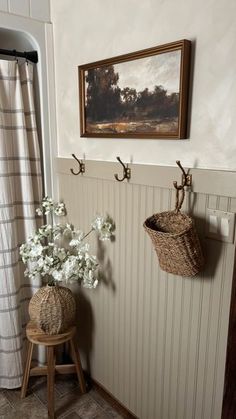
[144, 211, 204, 276]
[29, 285, 76, 335]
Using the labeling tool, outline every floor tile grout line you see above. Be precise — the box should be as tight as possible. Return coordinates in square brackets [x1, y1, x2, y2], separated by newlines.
[33, 391, 49, 409]
[3, 390, 18, 410]
[3, 377, 121, 419]
[1, 390, 16, 411]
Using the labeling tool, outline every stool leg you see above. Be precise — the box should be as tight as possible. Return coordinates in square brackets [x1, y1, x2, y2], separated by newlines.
[47, 346, 55, 419]
[69, 338, 86, 394]
[21, 341, 33, 398]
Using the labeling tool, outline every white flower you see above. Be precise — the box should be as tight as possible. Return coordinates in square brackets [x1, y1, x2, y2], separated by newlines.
[51, 269, 64, 282]
[82, 269, 97, 289]
[38, 224, 52, 237]
[29, 244, 43, 258]
[53, 247, 67, 261]
[35, 197, 66, 218]
[62, 223, 74, 238]
[54, 202, 66, 216]
[99, 230, 112, 241]
[69, 230, 83, 247]
[93, 279, 99, 288]
[63, 256, 79, 279]
[36, 207, 43, 216]
[45, 255, 54, 265]
[91, 215, 114, 241]
[91, 215, 104, 231]
[69, 239, 81, 247]
[42, 197, 54, 215]
[79, 243, 90, 254]
[37, 257, 45, 268]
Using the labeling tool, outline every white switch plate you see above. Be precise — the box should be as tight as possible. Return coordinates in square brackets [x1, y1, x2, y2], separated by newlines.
[206, 208, 235, 243]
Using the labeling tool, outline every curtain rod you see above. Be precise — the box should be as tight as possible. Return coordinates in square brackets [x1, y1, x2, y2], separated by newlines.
[0, 48, 38, 63]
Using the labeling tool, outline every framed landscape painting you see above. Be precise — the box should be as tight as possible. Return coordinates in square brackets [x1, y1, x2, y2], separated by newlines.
[78, 39, 191, 139]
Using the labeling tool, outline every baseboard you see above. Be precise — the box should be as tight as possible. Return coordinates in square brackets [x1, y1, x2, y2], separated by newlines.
[86, 374, 138, 419]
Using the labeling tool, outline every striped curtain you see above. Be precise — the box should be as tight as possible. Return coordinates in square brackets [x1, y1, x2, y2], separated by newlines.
[0, 60, 43, 388]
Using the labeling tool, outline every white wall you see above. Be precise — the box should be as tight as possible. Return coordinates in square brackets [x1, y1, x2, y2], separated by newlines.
[51, 0, 236, 170]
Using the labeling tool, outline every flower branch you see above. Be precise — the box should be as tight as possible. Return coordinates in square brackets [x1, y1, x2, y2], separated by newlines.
[20, 197, 115, 289]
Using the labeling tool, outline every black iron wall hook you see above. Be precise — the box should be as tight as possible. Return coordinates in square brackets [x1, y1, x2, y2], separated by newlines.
[114, 157, 131, 182]
[70, 154, 85, 175]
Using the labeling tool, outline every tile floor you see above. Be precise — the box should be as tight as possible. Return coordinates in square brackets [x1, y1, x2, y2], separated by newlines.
[0, 376, 123, 418]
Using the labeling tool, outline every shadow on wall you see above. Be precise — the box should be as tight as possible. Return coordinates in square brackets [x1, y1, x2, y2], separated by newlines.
[68, 237, 116, 379]
[198, 221, 223, 280]
[74, 287, 94, 377]
[97, 236, 116, 292]
[187, 191, 224, 280]
[222, 247, 236, 418]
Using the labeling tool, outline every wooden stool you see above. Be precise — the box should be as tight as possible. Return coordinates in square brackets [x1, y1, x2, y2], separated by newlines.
[21, 321, 86, 419]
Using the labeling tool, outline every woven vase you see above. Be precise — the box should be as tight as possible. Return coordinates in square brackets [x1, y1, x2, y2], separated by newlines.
[144, 211, 204, 277]
[29, 284, 76, 335]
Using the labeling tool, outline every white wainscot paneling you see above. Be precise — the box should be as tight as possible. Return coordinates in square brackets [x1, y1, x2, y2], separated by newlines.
[0, 0, 8, 12]
[56, 158, 236, 419]
[30, 0, 50, 22]
[9, 0, 30, 16]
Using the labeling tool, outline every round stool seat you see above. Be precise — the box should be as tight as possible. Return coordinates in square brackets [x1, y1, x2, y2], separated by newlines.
[21, 321, 86, 419]
[26, 321, 76, 346]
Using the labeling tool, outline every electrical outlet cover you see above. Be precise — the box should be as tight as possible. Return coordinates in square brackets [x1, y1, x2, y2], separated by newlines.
[206, 208, 235, 243]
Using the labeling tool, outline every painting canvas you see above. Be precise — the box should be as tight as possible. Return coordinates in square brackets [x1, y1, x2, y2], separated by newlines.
[79, 40, 191, 139]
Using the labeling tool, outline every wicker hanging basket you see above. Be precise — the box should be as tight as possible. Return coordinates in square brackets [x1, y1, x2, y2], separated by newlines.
[144, 166, 204, 277]
[29, 284, 76, 335]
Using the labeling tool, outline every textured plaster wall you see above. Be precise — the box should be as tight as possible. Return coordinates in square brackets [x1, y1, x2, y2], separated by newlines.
[51, 0, 236, 170]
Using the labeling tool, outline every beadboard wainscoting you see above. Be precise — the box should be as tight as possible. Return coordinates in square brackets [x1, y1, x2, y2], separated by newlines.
[56, 158, 236, 419]
[0, 0, 50, 22]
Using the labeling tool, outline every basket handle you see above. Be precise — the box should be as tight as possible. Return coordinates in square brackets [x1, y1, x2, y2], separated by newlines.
[173, 161, 190, 212]
[174, 185, 185, 212]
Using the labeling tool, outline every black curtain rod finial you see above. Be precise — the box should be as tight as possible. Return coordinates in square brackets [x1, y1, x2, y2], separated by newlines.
[24, 51, 38, 64]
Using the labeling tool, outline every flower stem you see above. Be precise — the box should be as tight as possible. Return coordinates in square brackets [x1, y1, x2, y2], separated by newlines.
[82, 228, 94, 240]
[48, 277, 55, 286]
[50, 211, 54, 239]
